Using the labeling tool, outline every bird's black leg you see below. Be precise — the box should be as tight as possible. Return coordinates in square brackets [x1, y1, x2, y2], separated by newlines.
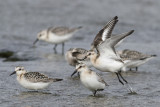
[135, 67, 138, 71]
[118, 71, 134, 93]
[77, 72, 80, 78]
[116, 72, 124, 85]
[53, 44, 57, 54]
[93, 90, 97, 96]
[62, 43, 65, 55]
[118, 71, 128, 84]
[130, 68, 132, 71]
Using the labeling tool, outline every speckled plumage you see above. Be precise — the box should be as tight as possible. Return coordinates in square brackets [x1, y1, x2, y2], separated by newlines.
[119, 49, 156, 60]
[24, 72, 55, 83]
[72, 48, 88, 54]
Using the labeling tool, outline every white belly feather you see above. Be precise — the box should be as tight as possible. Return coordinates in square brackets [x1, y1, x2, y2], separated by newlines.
[47, 33, 73, 44]
[93, 57, 123, 73]
[17, 77, 51, 90]
[80, 72, 105, 91]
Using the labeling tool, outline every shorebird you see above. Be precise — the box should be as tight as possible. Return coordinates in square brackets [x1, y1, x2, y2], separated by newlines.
[33, 26, 82, 55]
[65, 48, 92, 76]
[71, 63, 108, 96]
[118, 49, 157, 72]
[86, 16, 135, 93]
[10, 66, 63, 90]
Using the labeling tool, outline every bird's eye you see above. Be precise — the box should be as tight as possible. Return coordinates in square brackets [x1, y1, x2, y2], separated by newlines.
[89, 53, 91, 55]
[19, 69, 21, 70]
[39, 34, 42, 37]
[79, 66, 82, 68]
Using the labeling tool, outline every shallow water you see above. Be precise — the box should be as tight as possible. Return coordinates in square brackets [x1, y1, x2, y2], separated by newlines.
[0, 0, 160, 107]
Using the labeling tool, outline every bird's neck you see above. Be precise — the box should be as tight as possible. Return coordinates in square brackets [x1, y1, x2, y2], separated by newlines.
[90, 54, 98, 64]
[17, 71, 27, 77]
[81, 69, 92, 76]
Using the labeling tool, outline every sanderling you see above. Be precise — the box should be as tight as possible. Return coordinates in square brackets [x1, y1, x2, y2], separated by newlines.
[10, 66, 63, 90]
[33, 26, 82, 55]
[71, 63, 108, 96]
[118, 49, 157, 71]
[86, 16, 135, 93]
[65, 48, 92, 76]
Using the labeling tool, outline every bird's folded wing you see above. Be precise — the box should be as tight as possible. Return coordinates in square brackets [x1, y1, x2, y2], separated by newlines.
[72, 52, 87, 60]
[24, 72, 51, 83]
[50, 27, 71, 36]
[120, 49, 150, 60]
[96, 72, 108, 86]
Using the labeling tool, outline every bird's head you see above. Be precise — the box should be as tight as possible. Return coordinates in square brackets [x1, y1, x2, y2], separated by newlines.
[33, 30, 47, 45]
[10, 66, 26, 76]
[71, 63, 88, 77]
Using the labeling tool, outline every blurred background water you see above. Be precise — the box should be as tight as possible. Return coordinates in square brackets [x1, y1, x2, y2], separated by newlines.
[0, 0, 160, 107]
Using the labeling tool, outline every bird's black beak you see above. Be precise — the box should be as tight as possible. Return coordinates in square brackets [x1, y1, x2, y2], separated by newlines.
[84, 56, 87, 59]
[81, 55, 87, 60]
[71, 69, 78, 77]
[79, 55, 87, 61]
[10, 71, 16, 76]
[33, 38, 39, 45]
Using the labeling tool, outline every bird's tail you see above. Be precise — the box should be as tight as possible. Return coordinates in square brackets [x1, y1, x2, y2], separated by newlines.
[72, 26, 83, 32]
[77, 26, 83, 29]
[52, 78, 63, 82]
[151, 54, 157, 57]
[140, 54, 157, 60]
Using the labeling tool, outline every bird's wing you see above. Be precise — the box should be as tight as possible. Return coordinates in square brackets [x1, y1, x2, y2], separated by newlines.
[74, 48, 88, 54]
[97, 30, 134, 57]
[24, 72, 53, 83]
[72, 52, 87, 60]
[50, 27, 71, 36]
[50, 26, 82, 36]
[111, 33, 128, 47]
[72, 48, 88, 60]
[95, 72, 108, 86]
[91, 16, 118, 49]
[120, 49, 151, 60]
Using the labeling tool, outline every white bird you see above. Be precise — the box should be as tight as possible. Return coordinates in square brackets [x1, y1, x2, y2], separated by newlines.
[86, 16, 135, 93]
[10, 66, 63, 90]
[71, 63, 108, 96]
[118, 49, 157, 72]
[33, 26, 82, 55]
